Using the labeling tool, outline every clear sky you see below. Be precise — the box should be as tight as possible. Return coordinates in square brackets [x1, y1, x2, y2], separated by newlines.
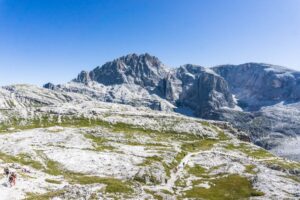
[0, 0, 300, 86]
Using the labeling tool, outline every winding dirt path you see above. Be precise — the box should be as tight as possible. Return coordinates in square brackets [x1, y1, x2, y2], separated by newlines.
[148, 149, 278, 193]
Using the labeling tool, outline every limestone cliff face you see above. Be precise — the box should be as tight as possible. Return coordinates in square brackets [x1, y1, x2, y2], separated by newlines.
[71, 55, 235, 117]
[213, 63, 300, 111]
[171, 64, 235, 117]
[52, 55, 300, 123]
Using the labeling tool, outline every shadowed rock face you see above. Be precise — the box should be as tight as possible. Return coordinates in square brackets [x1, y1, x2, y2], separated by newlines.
[75, 71, 91, 84]
[213, 63, 300, 111]
[168, 64, 235, 118]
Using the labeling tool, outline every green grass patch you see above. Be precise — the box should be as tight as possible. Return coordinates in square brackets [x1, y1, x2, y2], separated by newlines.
[175, 178, 187, 187]
[45, 179, 61, 184]
[243, 148, 274, 159]
[208, 164, 226, 173]
[225, 143, 238, 150]
[225, 143, 274, 159]
[144, 189, 163, 200]
[184, 174, 264, 200]
[264, 159, 300, 171]
[0, 115, 112, 133]
[217, 130, 229, 140]
[181, 139, 217, 152]
[187, 164, 207, 177]
[161, 189, 173, 195]
[44, 159, 62, 176]
[25, 190, 65, 200]
[0, 115, 202, 146]
[138, 155, 163, 167]
[250, 190, 266, 196]
[69, 174, 133, 193]
[0, 152, 43, 170]
[125, 140, 167, 147]
[200, 121, 210, 127]
[245, 164, 257, 174]
[84, 134, 107, 145]
[43, 158, 133, 194]
[84, 134, 115, 151]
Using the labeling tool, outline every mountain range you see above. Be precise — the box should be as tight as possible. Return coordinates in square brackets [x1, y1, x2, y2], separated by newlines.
[43, 53, 300, 160]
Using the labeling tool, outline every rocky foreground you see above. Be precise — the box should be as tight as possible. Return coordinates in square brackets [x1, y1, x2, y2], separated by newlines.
[0, 85, 299, 199]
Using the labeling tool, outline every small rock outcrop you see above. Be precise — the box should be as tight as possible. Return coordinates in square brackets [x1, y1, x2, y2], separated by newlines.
[75, 71, 91, 84]
[43, 82, 56, 90]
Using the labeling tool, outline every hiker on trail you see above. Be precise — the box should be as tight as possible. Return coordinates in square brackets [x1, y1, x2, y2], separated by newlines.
[4, 167, 10, 177]
[9, 172, 17, 187]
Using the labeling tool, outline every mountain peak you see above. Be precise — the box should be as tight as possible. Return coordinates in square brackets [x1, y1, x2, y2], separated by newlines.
[112, 53, 164, 70]
[74, 53, 168, 87]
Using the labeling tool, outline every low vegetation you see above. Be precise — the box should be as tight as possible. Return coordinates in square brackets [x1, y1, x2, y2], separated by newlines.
[25, 190, 66, 200]
[186, 164, 207, 177]
[245, 164, 257, 174]
[1, 114, 298, 199]
[84, 134, 115, 151]
[225, 143, 274, 159]
[181, 139, 217, 152]
[45, 179, 61, 184]
[0, 152, 43, 170]
[183, 174, 264, 200]
[264, 159, 300, 172]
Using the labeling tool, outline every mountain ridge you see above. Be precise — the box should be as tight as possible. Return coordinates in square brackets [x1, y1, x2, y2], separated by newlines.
[42, 53, 300, 161]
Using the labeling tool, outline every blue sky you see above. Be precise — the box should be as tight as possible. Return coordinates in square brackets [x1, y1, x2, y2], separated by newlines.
[0, 0, 300, 86]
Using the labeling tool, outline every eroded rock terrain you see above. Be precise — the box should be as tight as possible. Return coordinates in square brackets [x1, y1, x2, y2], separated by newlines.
[0, 85, 299, 199]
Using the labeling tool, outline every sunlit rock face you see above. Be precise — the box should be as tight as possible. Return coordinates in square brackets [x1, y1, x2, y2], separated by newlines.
[71, 54, 235, 117]
[75, 53, 168, 89]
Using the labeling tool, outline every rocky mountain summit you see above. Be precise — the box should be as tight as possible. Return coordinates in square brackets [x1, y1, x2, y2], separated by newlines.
[75, 53, 168, 88]
[46, 53, 235, 118]
[43, 53, 300, 161]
